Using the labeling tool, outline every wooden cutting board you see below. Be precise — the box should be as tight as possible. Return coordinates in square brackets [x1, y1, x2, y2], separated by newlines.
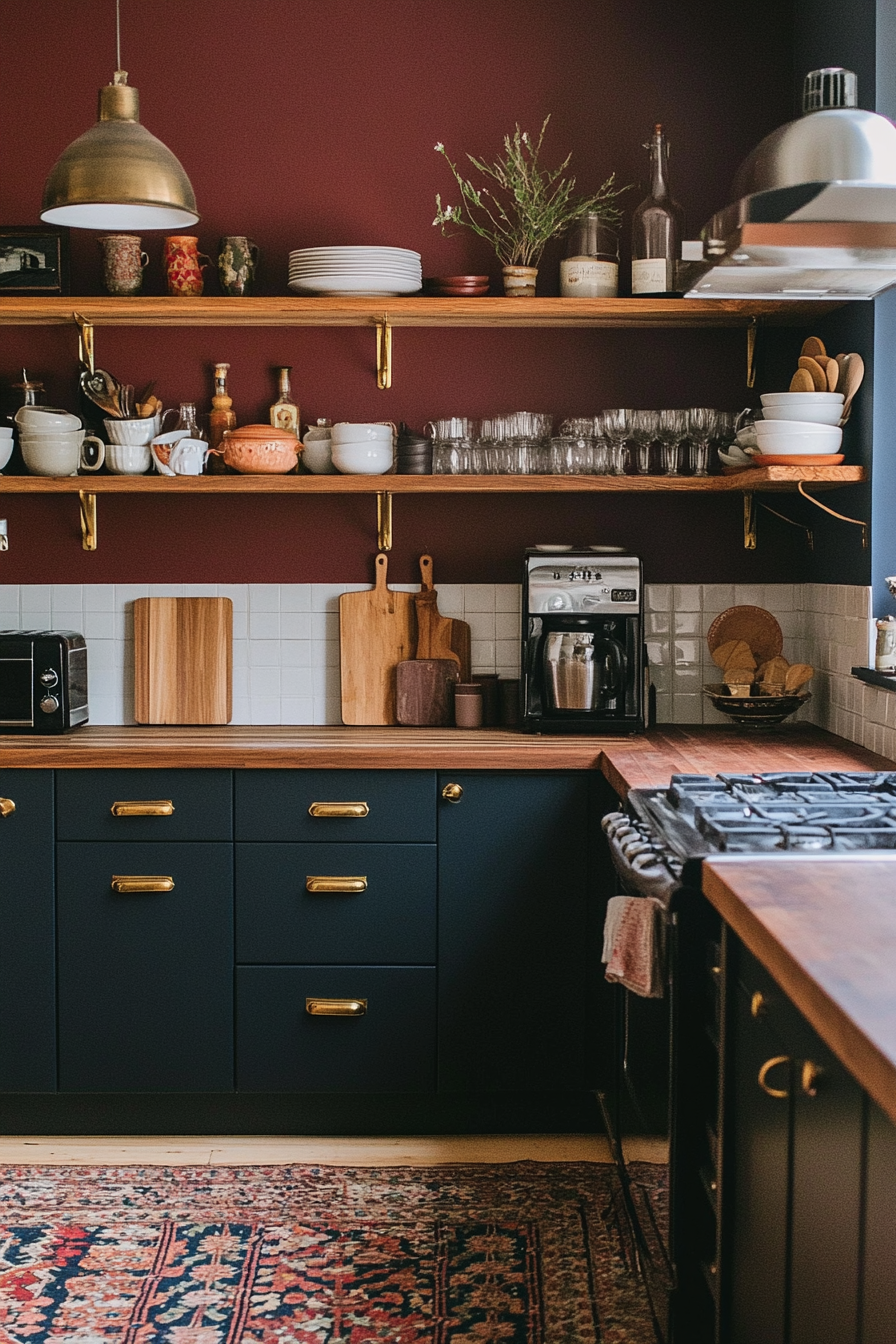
[339, 553, 417, 724]
[396, 658, 459, 725]
[417, 555, 471, 681]
[134, 597, 232, 724]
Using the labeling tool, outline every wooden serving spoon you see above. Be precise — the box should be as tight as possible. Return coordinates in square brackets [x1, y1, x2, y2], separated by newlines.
[839, 353, 865, 424]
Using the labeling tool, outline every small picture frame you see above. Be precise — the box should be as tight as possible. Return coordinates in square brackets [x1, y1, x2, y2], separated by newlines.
[0, 226, 70, 295]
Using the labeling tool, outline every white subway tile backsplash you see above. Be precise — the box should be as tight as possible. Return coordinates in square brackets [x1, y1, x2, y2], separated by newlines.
[310, 584, 343, 612]
[673, 585, 702, 612]
[279, 584, 311, 612]
[466, 612, 495, 641]
[495, 584, 521, 613]
[281, 612, 312, 640]
[217, 583, 248, 611]
[249, 583, 281, 611]
[463, 584, 496, 612]
[248, 612, 280, 640]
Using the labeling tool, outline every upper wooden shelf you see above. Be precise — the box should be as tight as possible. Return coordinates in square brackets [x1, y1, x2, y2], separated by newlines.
[0, 467, 865, 494]
[0, 296, 846, 329]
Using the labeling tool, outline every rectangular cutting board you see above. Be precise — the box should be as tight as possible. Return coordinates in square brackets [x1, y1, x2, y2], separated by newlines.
[134, 597, 233, 724]
[339, 553, 417, 724]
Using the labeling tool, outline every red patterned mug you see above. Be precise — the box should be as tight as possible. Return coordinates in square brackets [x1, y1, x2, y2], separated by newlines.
[163, 235, 211, 297]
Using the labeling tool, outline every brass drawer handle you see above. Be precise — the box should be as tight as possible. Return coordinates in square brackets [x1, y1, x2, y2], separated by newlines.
[442, 783, 463, 803]
[801, 1060, 823, 1097]
[308, 802, 369, 819]
[111, 875, 175, 893]
[111, 800, 175, 817]
[306, 876, 367, 894]
[0, 798, 15, 819]
[750, 991, 767, 1019]
[758, 1054, 790, 1098]
[306, 997, 367, 1017]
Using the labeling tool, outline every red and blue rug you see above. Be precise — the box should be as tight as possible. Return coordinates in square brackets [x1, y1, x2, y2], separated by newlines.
[0, 1160, 660, 1342]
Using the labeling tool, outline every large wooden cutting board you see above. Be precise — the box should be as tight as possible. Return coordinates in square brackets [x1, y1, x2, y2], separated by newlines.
[339, 553, 417, 724]
[134, 597, 233, 724]
[418, 554, 471, 681]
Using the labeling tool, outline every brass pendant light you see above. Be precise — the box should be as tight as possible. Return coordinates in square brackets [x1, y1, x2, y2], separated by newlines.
[40, 0, 198, 230]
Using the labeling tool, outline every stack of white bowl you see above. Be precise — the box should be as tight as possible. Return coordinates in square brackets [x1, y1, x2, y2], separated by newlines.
[330, 423, 394, 475]
[15, 405, 105, 477]
[0, 424, 12, 472]
[288, 247, 422, 296]
[753, 392, 844, 460]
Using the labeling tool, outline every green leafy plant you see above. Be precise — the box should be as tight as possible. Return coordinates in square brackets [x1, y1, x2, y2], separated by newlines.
[433, 116, 629, 268]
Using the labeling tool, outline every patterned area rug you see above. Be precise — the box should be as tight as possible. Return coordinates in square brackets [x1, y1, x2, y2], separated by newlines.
[0, 1160, 660, 1342]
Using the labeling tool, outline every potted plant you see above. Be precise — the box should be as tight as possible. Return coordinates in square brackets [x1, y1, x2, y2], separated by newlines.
[433, 117, 628, 296]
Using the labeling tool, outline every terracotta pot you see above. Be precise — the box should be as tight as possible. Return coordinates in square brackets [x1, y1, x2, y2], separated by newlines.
[217, 424, 299, 474]
[502, 265, 538, 297]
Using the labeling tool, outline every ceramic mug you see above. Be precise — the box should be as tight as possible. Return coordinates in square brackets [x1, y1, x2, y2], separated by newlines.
[106, 441, 152, 475]
[21, 432, 105, 477]
[99, 234, 149, 296]
[218, 235, 260, 296]
[104, 414, 162, 446]
[163, 235, 211, 297]
[151, 431, 208, 476]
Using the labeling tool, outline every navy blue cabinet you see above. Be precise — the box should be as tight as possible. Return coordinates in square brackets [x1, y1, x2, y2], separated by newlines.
[236, 770, 436, 843]
[57, 769, 232, 841]
[57, 841, 233, 1092]
[0, 770, 55, 1091]
[437, 771, 597, 1093]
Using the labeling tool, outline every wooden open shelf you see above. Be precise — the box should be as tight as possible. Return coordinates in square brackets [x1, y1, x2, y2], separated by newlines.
[0, 296, 845, 329]
[0, 467, 865, 494]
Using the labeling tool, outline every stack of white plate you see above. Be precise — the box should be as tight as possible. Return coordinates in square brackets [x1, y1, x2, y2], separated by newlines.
[288, 247, 422, 296]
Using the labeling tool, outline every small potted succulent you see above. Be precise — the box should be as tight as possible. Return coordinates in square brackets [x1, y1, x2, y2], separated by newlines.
[433, 117, 627, 296]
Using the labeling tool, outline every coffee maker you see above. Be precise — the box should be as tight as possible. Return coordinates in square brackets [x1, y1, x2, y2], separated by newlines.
[521, 550, 645, 733]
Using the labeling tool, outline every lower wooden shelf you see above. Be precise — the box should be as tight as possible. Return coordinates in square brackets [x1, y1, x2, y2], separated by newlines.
[0, 467, 866, 494]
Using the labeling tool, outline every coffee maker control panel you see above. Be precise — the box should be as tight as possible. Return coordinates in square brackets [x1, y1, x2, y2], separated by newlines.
[526, 558, 641, 614]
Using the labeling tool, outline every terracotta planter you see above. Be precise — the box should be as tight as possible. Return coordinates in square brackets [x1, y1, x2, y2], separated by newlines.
[502, 265, 538, 297]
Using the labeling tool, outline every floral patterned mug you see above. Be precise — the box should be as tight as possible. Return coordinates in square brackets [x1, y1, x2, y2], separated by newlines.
[99, 234, 149, 296]
[163, 235, 211, 297]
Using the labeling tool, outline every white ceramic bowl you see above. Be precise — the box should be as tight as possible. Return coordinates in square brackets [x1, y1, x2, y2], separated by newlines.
[751, 443, 843, 455]
[331, 442, 394, 475]
[761, 403, 843, 425]
[753, 422, 842, 452]
[331, 422, 395, 444]
[14, 405, 82, 431]
[0, 438, 12, 471]
[302, 437, 336, 474]
[760, 392, 843, 407]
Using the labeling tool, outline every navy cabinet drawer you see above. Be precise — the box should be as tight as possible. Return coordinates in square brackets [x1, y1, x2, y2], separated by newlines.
[236, 843, 436, 964]
[236, 966, 436, 1092]
[57, 770, 232, 840]
[57, 841, 233, 1091]
[235, 770, 435, 842]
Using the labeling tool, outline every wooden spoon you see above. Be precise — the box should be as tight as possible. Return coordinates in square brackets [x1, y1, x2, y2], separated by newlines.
[839, 353, 865, 424]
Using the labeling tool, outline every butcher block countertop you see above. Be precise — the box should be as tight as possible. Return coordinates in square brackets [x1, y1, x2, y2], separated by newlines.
[0, 721, 891, 776]
[703, 857, 896, 1127]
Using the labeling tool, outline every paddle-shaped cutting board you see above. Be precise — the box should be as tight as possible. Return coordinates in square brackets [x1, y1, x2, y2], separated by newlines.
[339, 553, 417, 724]
[134, 597, 233, 724]
[417, 555, 471, 681]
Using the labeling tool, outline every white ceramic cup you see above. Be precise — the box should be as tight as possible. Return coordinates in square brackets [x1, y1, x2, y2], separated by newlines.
[168, 438, 209, 475]
[14, 405, 82, 432]
[331, 422, 395, 444]
[0, 438, 12, 471]
[104, 413, 162, 446]
[21, 432, 105, 477]
[106, 441, 152, 475]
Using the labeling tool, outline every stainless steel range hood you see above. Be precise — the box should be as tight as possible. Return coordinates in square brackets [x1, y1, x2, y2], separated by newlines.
[687, 68, 896, 299]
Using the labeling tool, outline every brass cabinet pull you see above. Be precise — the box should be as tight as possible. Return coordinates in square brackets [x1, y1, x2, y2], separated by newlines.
[801, 1060, 823, 1097]
[111, 875, 175, 893]
[0, 798, 15, 819]
[442, 783, 464, 803]
[306, 997, 367, 1017]
[751, 991, 767, 1019]
[110, 800, 175, 817]
[758, 1054, 790, 1098]
[306, 876, 367, 894]
[308, 802, 369, 819]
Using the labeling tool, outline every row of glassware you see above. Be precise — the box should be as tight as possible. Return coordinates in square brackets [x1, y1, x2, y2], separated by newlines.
[428, 408, 741, 477]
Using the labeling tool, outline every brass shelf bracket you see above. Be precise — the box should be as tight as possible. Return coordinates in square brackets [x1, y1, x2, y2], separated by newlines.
[376, 315, 392, 389]
[743, 491, 757, 549]
[377, 490, 393, 552]
[797, 482, 868, 548]
[746, 316, 758, 388]
[73, 312, 95, 373]
[79, 490, 97, 551]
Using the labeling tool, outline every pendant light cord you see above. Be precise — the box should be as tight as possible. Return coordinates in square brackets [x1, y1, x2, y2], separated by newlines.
[115, 0, 122, 72]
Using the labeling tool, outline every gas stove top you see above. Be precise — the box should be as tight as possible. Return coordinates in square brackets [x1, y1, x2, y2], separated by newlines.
[604, 771, 896, 902]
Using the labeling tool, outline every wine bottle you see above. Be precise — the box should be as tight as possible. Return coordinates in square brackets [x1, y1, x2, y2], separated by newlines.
[631, 124, 684, 297]
[270, 366, 299, 435]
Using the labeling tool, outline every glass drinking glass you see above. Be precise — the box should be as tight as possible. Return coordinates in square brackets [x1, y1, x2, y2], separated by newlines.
[591, 435, 610, 473]
[656, 409, 688, 476]
[597, 409, 632, 475]
[630, 409, 660, 474]
[686, 407, 716, 476]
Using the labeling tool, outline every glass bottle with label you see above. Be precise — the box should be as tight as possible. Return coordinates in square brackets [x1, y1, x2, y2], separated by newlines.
[560, 213, 619, 298]
[207, 362, 236, 474]
[270, 366, 299, 436]
[631, 124, 683, 297]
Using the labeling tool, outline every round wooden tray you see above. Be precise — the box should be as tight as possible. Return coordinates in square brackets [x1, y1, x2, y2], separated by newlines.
[706, 606, 783, 664]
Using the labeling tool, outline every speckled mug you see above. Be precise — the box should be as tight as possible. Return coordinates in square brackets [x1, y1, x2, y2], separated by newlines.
[99, 234, 149, 296]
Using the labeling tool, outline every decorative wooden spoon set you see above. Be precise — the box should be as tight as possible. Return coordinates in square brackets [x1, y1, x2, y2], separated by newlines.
[789, 336, 864, 423]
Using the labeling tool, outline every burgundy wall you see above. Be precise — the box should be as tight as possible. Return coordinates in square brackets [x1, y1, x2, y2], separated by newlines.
[0, 0, 802, 585]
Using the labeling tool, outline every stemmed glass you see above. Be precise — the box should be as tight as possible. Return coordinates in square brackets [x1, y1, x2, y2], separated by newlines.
[630, 409, 660, 475]
[686, 407, 717, 476]
[596, 409, 632, 475]
[656, 409, 688, 476]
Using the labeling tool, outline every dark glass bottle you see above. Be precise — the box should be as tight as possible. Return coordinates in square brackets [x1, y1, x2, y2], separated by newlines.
[631, 124, 684, 297]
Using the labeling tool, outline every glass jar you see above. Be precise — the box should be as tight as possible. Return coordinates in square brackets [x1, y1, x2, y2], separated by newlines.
[560, 214, 619, 298]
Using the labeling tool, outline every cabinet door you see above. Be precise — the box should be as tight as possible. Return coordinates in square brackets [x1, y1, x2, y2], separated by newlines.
[0, 770, 55, 1090]
[725, 979, 791, 1344]
[437, 771, 595, 1092]
[57, 841, 233, 1092]
[862, 1101, 896, 1344]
